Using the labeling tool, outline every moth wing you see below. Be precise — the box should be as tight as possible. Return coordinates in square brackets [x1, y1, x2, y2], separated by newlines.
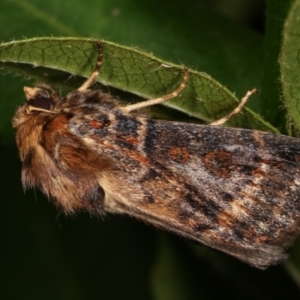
[100, 120, 300, 269]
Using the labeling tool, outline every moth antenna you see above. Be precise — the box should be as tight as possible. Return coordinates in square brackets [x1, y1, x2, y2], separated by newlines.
[210, 88, 257, 126]
[77, 41, 103, 91]
[123, 66, 189, 113]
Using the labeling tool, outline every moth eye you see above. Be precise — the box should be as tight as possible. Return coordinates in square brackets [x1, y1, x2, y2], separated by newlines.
[28, 94, 54, 110]
[24, 87, 55, 110]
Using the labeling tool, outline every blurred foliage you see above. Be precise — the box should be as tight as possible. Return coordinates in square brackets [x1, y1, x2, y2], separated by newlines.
[1, 0, 300, 299]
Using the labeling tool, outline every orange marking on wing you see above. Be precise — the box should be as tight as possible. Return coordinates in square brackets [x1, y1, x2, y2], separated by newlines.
[102, 140, 149, 165]
[89, 119, 111, 129]
[203, 150, 233, 178]
[126, 150, 150, 165]
[120, 135, 139, 144]
[168, 147, 190, 164]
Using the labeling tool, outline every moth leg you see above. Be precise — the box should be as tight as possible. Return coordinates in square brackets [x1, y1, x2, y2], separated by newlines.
[210, 88, 257, 126]
[122, 67, 189, 113]
[77, 41, 103, 91]
[26, 106, 56, 114]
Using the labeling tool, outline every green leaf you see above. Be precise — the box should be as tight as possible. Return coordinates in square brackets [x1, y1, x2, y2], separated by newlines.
[1, 0, 264, 97]
[280, 0, 300, 131]
[260, 0, 294, 129]
[0, 37, 277, 139]
[0, 0, 272, 140]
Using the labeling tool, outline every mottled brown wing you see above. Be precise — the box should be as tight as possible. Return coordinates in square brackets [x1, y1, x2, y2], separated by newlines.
[103, 119, 300, 269]
[118, 119, 300, 269]
[67, 92, 300, 268]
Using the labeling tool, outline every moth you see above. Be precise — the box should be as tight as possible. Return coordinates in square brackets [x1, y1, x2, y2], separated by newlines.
[13, 41, 300, 269]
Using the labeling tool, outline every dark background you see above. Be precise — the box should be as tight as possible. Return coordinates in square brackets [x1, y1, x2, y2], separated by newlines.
[1, 0, 300, 299]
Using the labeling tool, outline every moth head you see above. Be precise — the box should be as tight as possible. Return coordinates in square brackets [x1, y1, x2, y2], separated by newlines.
[12, 86, 56, 129]
[24, 87, 55, 111]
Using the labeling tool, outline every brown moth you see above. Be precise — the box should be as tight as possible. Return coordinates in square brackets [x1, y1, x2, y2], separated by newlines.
[12, 41, 300, 269]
